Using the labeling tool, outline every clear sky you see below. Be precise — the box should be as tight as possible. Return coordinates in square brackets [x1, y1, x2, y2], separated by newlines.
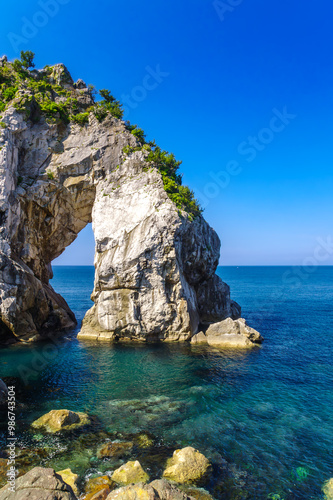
[2, 0, 333, 265]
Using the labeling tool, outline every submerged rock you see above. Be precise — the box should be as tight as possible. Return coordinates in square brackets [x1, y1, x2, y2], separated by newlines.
[323, 478, 333, 500]
[191, 318, 263, 348]
[56, 468, 79, 496]
[0, 467, 77, 499]
[111, 460, 149, 485]
[163, 447, 211, 485]
[178, 486, 214, 500]
[0, 58, 243, 344]
[97, 440, 133, 459]
[134, 433, 154, 449]
[31, 409, 90, 433]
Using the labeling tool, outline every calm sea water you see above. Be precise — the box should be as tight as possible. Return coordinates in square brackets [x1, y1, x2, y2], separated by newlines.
[0, 266, 332, 499]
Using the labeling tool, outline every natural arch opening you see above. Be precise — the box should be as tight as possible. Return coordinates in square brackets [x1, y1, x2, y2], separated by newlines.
[53, 223, 95, 267]
[51, 223, 96, 327]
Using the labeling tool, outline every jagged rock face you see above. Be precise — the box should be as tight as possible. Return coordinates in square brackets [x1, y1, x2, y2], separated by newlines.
[0, 64, 240, 343]
[0, 467, 77, 499]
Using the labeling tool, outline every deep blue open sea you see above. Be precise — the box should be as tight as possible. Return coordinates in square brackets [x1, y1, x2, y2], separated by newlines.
[0, 266, 332, 499]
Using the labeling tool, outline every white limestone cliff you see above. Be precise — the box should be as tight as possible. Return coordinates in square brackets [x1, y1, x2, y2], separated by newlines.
[0, 61, 261, 346]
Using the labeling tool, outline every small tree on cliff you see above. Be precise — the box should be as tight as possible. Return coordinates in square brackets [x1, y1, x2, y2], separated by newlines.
[99, 89, 115, 103]
[98, 88, 123, 119]
[20, 51, 35, 69]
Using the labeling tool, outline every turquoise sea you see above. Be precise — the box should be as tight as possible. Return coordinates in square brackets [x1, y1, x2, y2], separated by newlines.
[0, 266, 332, 499]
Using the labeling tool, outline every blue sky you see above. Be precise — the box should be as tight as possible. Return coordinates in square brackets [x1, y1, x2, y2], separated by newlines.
[1, 0, 332, 265]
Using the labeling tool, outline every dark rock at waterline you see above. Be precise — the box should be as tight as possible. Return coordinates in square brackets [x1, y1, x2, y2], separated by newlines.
[1, 376, 29, 403]
[0, 380, 7, 408]
[0, 467, 77, 499]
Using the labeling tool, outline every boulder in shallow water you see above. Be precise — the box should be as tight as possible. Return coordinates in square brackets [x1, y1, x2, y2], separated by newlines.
[190, 332, 207, 345]
[106, 483, 157, 500]
[56, 469, 79, 496]
[31, 409, 90, 433]
[111, 460, 149, 485]
[83, 475, 115, 500]
[163, 447, 211, 485]
[97, 440, 133, 459]
[191, 318, 263, 348]
[0, 467, 77, 499]
[106, 480, 196, 499]
[323, 478, 333, 499]
[150, 479, 198, 499]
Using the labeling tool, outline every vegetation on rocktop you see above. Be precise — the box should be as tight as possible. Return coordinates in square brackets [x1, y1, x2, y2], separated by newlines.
[122, 126, 202, 219]
[0, 52, 202, 219]
[0, 52, 124, 126]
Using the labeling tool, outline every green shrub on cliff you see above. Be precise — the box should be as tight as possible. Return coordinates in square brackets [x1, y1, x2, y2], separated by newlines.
[121, 135, 202, 219]
[132, 128, 146, 143]
[125, 123, 146, 145]
[146, 143, 202, 219]
[39, 100, 70, 124]
[98, 89, 124, 119]
[71, 112, 89, 125]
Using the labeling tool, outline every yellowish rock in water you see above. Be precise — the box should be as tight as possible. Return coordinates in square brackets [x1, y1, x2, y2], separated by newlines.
[97, 441, 133, 459]
[135, 433, 154, 448]
[106, 483, 157, 500]
[31, 409, 90, 433]
[163, 447, 211, 484]
[111, 460, 149, 485]
[107, 480, 197, 500]
[56, 469, 79, 496]
[323, 478, 333, 499]
[83, 475, 114, 499]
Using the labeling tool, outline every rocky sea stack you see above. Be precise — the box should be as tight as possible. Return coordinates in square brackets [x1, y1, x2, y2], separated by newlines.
[0, 54, 261, 346]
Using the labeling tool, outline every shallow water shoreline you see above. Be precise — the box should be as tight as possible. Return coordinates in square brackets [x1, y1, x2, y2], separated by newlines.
[0, 266, 332, 499]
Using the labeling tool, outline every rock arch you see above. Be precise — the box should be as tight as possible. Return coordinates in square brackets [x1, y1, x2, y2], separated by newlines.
[0, 68, 240, 344]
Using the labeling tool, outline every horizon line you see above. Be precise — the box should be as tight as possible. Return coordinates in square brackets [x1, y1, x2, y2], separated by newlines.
[52, 264, 333, 267]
